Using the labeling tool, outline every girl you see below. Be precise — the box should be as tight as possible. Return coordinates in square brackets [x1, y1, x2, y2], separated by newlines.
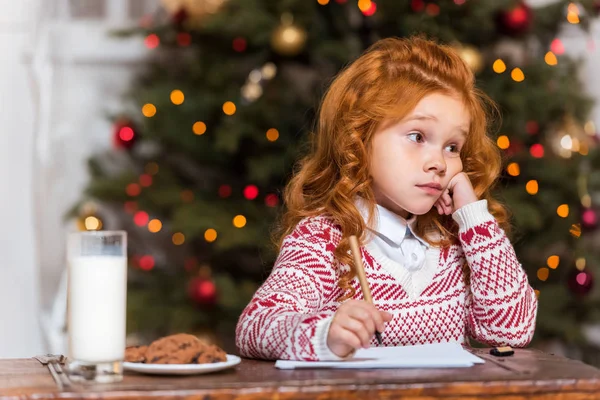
[236, 36, 538, 361]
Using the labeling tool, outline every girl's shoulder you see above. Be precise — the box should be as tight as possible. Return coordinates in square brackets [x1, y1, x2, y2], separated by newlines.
[288, 215, 343, 247]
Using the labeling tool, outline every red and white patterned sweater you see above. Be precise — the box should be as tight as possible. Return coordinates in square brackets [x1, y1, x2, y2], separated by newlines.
[235, 201, 538, 361]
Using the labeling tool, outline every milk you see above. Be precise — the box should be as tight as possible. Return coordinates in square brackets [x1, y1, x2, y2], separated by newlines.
[68, 255, 127, 363]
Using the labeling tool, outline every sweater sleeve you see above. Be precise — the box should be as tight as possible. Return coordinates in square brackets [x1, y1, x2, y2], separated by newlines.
[452, 200, 538, 347]
[235, 218, 343, 361]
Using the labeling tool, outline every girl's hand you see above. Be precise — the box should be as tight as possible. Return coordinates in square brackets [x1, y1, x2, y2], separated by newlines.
[327, 300, 393, 358]
[434, 172, 478, 215]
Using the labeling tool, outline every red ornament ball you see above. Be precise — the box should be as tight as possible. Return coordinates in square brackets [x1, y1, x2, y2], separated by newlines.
[496, 1, 533, 36]
[244, 185, 259, 200]
[188, 277, 218, 305]
[113, 120, 137, 150]
[567, 268, 594, 296]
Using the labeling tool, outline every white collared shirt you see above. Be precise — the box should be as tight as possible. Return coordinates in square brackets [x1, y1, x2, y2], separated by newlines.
[356, 199, 429, 271]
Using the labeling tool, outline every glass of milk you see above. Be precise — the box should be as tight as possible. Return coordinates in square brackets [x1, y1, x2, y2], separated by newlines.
[67, 231, 127, 383]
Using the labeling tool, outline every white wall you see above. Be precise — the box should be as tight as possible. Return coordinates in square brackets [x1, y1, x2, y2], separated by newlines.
[0, 0, 43, 357]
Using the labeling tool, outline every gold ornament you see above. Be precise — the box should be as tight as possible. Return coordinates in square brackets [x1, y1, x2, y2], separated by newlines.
[160, 0, 226, 22]
[271, 13, 307, 57]
[455, 44, 484, 74]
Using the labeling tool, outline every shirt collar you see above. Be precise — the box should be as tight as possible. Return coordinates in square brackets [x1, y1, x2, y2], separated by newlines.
[355, 197, 430, 248]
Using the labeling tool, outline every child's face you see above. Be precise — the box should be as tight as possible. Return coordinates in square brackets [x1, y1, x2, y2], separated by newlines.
[370, 92, 470, 218]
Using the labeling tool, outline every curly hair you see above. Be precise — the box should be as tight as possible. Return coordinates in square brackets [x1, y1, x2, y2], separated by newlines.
[274, 36, 508, 300]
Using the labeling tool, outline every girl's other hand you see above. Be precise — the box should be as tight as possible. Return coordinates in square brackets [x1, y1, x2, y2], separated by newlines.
[434, 172, 478, 215]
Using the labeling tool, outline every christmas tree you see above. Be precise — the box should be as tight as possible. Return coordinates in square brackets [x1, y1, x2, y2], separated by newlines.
[73, 0, 600, 359]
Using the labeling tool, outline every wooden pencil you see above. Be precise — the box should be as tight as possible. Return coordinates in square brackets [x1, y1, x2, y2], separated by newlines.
[349, 235, 383, 345]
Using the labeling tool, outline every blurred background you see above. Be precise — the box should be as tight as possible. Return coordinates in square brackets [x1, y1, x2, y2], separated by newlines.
[3, 0, 600, 365]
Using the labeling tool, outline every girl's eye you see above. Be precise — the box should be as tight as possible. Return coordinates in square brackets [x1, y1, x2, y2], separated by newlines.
[445, 144, 461, 153]
[407, 132, 424, 143]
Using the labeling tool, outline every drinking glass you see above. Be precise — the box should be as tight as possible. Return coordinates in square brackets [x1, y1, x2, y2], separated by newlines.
[67, 231, 127, 383]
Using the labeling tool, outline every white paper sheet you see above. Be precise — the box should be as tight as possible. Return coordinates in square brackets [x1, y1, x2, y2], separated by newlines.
[275, 342, 485, 369]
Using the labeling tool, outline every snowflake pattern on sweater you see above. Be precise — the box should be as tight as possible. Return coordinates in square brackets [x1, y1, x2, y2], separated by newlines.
[235, 201, 538, 361]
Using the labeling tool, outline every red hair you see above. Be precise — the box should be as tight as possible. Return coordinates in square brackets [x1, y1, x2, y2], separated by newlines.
[274, 36, 508, 299]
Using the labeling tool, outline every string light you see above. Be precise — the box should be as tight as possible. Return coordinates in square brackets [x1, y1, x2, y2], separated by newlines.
[576, 257, 586, 271]
[142, 103, 157, 117]
[233, 215, 247, 228]
[582, 209, 597, 226]
[266, 128, 279, 142]
[507, 162, 520, 176]
[545, 51, 558, 65]
[581, 194, 592, 208]
[126, 183, 141, 197]
[244, 185, 259, 200]
[493, 59, 506, 74]
[557, 204, 569, 218]
[530, 144, 544, 158]
[139, 255, 155, 271]
[357, 0, 371, 11]
[551, 38, 565, 55]
[144, 34, 159, 49]
[139, 174, 153, 187]
[134, 211, 149, 226]
[537, 267, 549, 281]
[560, 135, 573, 150]
[170, 90, 185, 105]
[567, 3, 580, 24]
[317, 0, 330, 4]
[148, 219, 162, 233]
[84, 216, 102, 231]
[204, 229, 218, 242]
[361, 1, 377, 16]
[526, 180, 538, 195]
[172, 232, 185, 245]
[118, 126, 134, 142]
[567, 11, 579, 24]
[570, 223, 581, 238]
[547, 255, 560, 269]
[511, 68, 525, 82]
[193, 121, 207, 135]
[584, 121, 596, 135]
[223, 101, 236, 115]
[497, 135, 510, 149]
[265, 194, 279, 207]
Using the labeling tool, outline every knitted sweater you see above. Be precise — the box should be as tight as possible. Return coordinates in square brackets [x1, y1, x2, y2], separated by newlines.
[235, 201, 538, 361]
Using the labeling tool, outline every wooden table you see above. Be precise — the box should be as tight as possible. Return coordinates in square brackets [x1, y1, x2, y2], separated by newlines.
[2, 348, 600, 399]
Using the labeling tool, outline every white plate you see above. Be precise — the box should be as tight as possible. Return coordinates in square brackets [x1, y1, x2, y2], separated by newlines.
[123, 354, 241, 375]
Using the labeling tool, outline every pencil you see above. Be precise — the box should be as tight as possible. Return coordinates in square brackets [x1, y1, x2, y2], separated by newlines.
[348, 235, 383, 346]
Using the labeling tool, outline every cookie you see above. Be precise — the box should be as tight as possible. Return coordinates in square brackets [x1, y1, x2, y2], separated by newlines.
[191, 344, 227, 364]
[125, 345, 148, 363]
[145, 333, 208, 364]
